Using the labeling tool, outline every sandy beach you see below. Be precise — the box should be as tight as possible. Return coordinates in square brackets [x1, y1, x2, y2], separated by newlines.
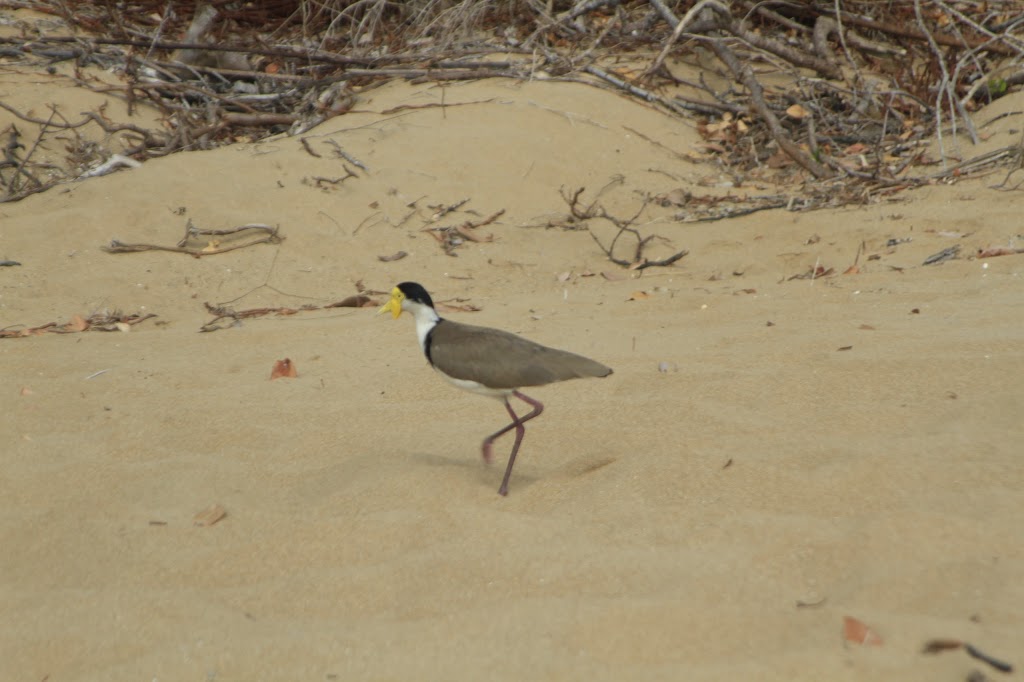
[2, 10, 1023, 680]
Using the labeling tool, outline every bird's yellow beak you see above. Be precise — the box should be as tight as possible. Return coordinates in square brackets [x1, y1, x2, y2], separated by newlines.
[377, 287, 404, 319]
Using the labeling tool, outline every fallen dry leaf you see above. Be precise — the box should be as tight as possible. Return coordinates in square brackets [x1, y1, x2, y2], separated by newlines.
[843, 264, 860, 274]
[378, 250, 408, 262]
[20, 386, 32, 396]
[601, 270, 628, 281]
[922, 639, 963, 654]
[786, 103, 809, 119]
[843, 616, 883, 646]
[608, 66, 642, 81]
[766, 151, 794, 168]
[193, 504, 227, 527]
[327, 295, 372, 308]
[628, 291, 651, 301]
[859, 324, 876, 330]
[270, 358, 297, 380]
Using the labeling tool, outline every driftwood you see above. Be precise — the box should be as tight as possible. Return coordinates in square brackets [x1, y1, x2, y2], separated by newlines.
[1, 0, 1021, 209]
[102, 222, 282, 257]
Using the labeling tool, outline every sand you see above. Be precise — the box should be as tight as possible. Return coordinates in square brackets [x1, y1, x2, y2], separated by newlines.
[2, 23, 1023, 682]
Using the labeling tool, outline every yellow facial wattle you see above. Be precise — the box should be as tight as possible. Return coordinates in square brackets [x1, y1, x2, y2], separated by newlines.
[378, 288, 404, 319]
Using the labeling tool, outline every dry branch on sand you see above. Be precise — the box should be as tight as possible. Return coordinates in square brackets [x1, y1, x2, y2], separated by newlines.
[0, 310, 157, 338]
[561, 186, 688, 271]
[102, 222, 282, 257]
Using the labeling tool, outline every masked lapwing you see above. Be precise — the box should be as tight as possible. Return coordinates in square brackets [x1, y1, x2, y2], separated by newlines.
[379, 282, 612, 496]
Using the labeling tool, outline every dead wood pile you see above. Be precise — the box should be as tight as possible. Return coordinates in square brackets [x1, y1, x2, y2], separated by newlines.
[2, 0, 1023, 203]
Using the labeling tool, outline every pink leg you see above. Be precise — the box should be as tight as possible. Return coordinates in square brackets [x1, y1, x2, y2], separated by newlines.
[480, 402, 520, 463]
[479, 391, 544, 496]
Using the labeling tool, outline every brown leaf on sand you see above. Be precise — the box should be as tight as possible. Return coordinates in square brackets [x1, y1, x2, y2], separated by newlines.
[843, 616, 883, 646]
[843, 264, 860, 274]
[270, 358, 297, 380]
[20, 386, 32, 396]
[922, 639, 963, 654]
[67, 315, 89, 332]
[193, 504, 227, 527]
[377, 250, 408, 262]
[327, 295, 372, 308]
[628, 291, 651, 301]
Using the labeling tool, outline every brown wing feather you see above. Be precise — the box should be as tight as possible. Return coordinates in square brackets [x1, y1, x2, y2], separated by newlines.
[429, 319, 612, 389]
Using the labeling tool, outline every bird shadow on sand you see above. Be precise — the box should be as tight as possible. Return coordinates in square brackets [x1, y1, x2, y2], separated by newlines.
[557, 456, 618, 478]
[413, 451, 616, 493]
[413, 451, 540, 493]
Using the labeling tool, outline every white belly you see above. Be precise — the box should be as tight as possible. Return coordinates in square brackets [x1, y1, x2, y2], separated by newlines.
[435, 369, 513, 399]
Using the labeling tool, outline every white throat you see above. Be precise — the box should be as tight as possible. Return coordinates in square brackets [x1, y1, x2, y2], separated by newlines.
[402, 299, 441, 355]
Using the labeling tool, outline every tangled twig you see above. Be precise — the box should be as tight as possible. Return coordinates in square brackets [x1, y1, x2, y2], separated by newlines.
[562, 187, 688, 270]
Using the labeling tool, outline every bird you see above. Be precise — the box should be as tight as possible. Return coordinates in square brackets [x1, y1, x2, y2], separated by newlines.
[379, 282, 612, 496]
